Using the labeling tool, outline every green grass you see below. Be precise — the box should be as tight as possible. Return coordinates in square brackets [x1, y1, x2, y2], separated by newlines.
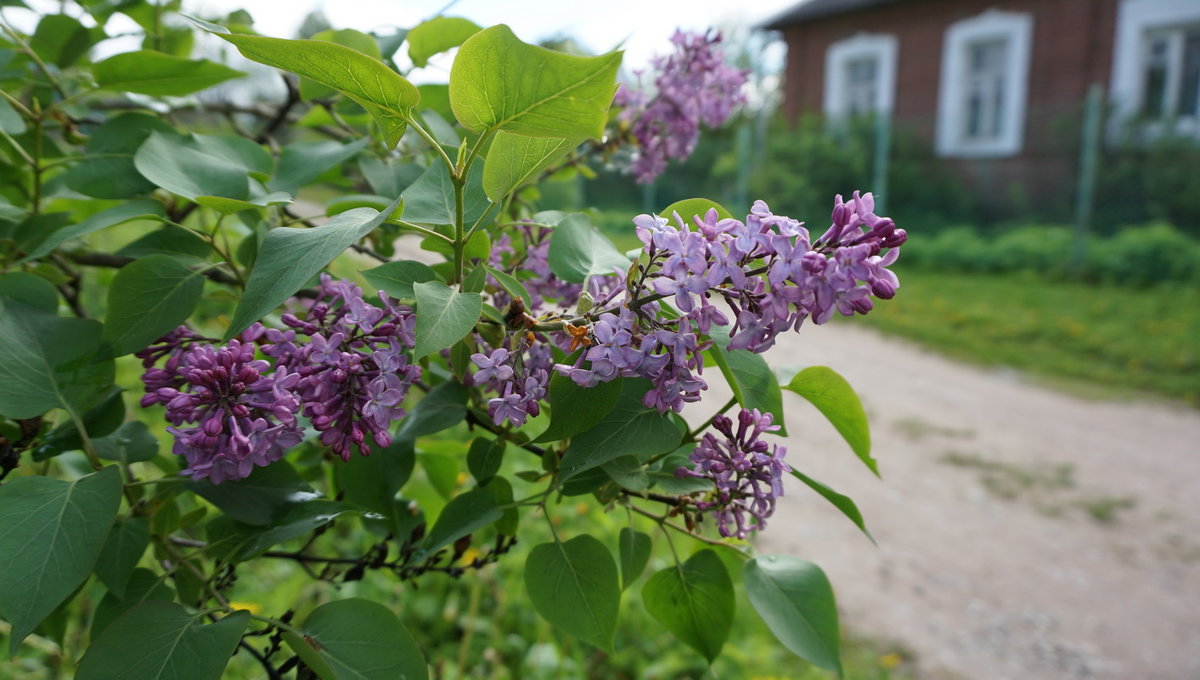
[859, 268, 1200, 405]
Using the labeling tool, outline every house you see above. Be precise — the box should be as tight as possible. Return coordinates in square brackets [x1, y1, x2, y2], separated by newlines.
[762, 0, 1200, 217]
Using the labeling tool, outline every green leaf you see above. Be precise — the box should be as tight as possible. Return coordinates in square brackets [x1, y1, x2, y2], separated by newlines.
[93, 517, 149, 599]
[601, 455, 649, 491]
[617, 528, 651, 591]
[19, 200, 165, 263]
[283, 599, 427, 680]
[466, 437, 505, 484]
[0, 466, 122, 653]
[76, 602, 249, 680]
[401, 162, 489, 226]
[188, 461, 318, 526]
[202, 24, 420, 148]
[62, 113, 175, 199]
[790, 468, 874, 543]
[449, 25, 620, 139]
[90, 568, 174, 640]
[270, 138, 370, 194]
[642, 550, 734, 662]
[708, 331, 787, 435]
[525, 535, 619, 651]
[335, 437, 415, 519]
[101, 254, 206, 357]
[31, 14, 90, 67]
[0, 97, 26, 134]
[648, 449, 713, 495]
[93, 421, 159, 464]
[482, 131, 581, 201]
[412, 281, 483, 359]
[660, 198, 734, 223]
[299, 29, 384, 100]
[134, 131, 261, 201]
[547, 213, 630, 283]
[32, 389, 125, 461]
[537, 373, 622, 443]
[743, 556, 842, 673]
[117, 227, 212, 263]
[408, 16, 481, 67]
[93, 50, 245, 95]
[359, 157, 424, 197]
[0, 300, 107, 419]
[0, 271, 57, 310]
[226, 198, 399, 339]
[784, 366, 875, 475]
[227, 500, 357, 561]
[484, 266, 532, 308]
[394, 379, 468, 441]
[423, 486, 501, 553]
[194, 191, 293, 215]
[558, 379, 680, 482]
[361, 259, 438, 299]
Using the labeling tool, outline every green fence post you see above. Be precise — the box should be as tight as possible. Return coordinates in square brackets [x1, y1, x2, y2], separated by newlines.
[872, 111, 891, 215]
[1073, 83, 1103, 271]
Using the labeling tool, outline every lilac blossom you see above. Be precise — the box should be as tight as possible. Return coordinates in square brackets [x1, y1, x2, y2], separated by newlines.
[677, 408, 789, 539]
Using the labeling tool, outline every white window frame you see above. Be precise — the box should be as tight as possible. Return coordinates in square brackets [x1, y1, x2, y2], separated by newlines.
[824, 33, 898, 118]
[936, 10, 1033, 157]
[1110, 0, 1200, 138]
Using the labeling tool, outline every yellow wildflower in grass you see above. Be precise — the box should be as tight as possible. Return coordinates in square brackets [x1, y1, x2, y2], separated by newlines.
[880, 652, 903, 669]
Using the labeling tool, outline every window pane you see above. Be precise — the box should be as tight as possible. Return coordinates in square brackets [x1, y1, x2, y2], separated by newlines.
[1142, 35, 1170, 117]
[843, 56, 879, 115]
[962, 38, 1008, 141]
[1178, 29, 1200, 116]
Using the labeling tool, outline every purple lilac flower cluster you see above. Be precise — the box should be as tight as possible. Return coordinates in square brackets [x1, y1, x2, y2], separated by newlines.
[614, 30, 748, 184]
[137, 276, 420, 483]
[554, 193, 904, 411]
[469, 342, 553, 427]
[676, 408, 789, 539]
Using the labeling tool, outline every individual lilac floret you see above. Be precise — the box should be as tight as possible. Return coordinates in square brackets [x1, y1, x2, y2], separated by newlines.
[677, 408, 789, 539]
[615, 30, 749, 184]
[141, 329, 303, 484]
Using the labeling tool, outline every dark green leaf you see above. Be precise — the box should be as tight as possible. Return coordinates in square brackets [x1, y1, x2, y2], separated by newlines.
[617, 528, 651, 591]
[32, 388, 125, 461]
[334, 438, 415, 516]
[648, 449, 713, 495]
[790, 468, 874, 542]
[407, 16, 481, 67]
[93, 517, 149, 599]
[412, 281, 482, 359]
[101, 254, 205, 357]
[743, 556, 842, 673]
[394, 379, 468, 441]
[0, 271, 57, 310]
[558, 379, 680, 482]
[525, 535, 619, 651]
[466, 437, 505, 484]
[536, 373, 622, 442]
[89, 568, 175, 641]
[117, 226, 212, 262]
[0, 300, 106, 419]
[76, 601, 249, 680]
[229, 500, 357, 561]
[62, 114, 175, 199]
[188, 461, 319, 526]
[643, 550, 734, 662]
[0, 466, 122, 653]
[134, 131, 259, 201]
[93, 50, 245, 95]
[359, 157, 423, 197]
[784, 366, 875, 475]
[283, 599, 427, 680]
[601, 455, 649, 491]
[0, 97, 26, 134]
[423, 486, 501, 553]
[226, 198, 398, 339]
[450, 25, 620, 139]
[19, 200, 165, 263]
[547, 213, 630, 283]
[270, 138, 370, 194]
[484, 266, 532, 308]
[482, 131, 581, 201]
[93, 421, 159, 464]
[31, 14, 90, 67]
[361, 259, 438, 300]
[402, 162, 489, 226]
[708, 330, 787, 435]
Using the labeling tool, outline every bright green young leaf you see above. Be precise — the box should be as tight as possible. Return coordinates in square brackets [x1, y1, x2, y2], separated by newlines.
[394, 379, 468, 441]
[76, 601, 249, 680]
[90, 568, 175, 640]
[101, 254, 206, 357]
[423, 486, 502, 553]
[412, 281, 483, 359]
[660, 198, 734, 223]
[525, 535, 620, 651]
[0, 466, 122, 653]
[19, 200, 166, 263]
[547, 213, 630, 283]
[299, 29, 383, 100]
[784, 366, 876, 475]
[199, 22, 421, 147]
[283, 599, 428, 680]
[466, 437, 505, 484]
[93, 421, 159, 464]
[93, 517, 150, 600]
[0, 271, 57, 310]
[643, 549, 734, 662]
[188, 461, 319, 526]
[408, 16, 481, 67]
[617, 527, 651, 591]
[482, 131, 581, 201]
[449, 25, 621, 139]
[270, 138, 370, 194]
[790, 468, 874, 543]
[361, 259, 438, 299]
[402, 162, 489, 226]
[536, 373, 623, 443]
[93, 50, 245, 96]
[558, 379, 681, 482]
[62, 113, 175, 199]
[0, 300, 107, 419]
[226, 198, 399, 339]
[744, 556, 842, 673]
[708, 330, 787, 435]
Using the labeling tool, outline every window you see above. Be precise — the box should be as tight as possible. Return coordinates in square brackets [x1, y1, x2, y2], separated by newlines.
[1111, 0, 1200, 136]
[824, 34, 898, 119]
[936, 10, 1033, 157]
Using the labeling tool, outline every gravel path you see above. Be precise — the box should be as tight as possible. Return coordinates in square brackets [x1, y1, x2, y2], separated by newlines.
[744, 321, 1200, 680]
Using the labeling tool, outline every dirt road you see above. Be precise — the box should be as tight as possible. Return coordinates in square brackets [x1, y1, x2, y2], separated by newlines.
[746, 321, 1200, 680]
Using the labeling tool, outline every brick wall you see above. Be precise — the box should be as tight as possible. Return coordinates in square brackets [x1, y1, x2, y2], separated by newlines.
[776, 0, 1119, 217]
